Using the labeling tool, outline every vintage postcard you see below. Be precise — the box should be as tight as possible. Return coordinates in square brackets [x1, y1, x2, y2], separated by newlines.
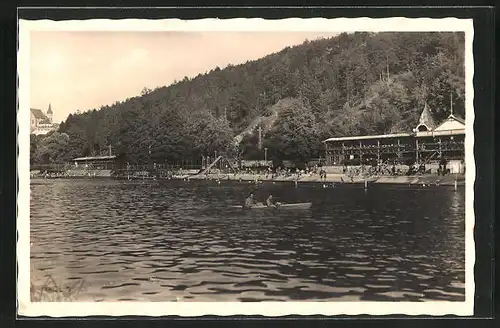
[17, 16, 475, 317]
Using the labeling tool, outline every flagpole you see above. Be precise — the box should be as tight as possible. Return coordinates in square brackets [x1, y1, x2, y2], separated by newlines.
[450, 92, 453, 116]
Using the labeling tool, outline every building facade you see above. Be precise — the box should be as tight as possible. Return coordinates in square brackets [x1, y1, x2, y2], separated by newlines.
[324, 104, 466, 174]
[30, 103, 59, 135]
[72, 155, 117, 170]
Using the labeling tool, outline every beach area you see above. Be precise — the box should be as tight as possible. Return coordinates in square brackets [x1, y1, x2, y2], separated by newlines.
[186, 172, 465, 186]
[30, 167, 465, 186]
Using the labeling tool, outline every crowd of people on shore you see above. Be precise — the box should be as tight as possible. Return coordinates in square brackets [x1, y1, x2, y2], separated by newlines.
[205, 162, 449, 181]
[31, 158, 459, 181]
[31, 169, 113, 178]
[221, 165, 324, 180]
[343, 161, 454, 179]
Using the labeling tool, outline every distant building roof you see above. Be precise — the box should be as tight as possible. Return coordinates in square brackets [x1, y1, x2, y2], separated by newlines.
[433, 114, 466, 132]
[30, 108, 46, 119]
[47, 103, 53, 114]
[448, 114, 465, 125]
[73, 155, 117, 161]
[415, 129, 465, 138]
[415, 103, 436, 132]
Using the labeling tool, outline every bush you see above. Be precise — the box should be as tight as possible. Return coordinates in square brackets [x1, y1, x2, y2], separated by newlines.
[30, 275, 85, 302]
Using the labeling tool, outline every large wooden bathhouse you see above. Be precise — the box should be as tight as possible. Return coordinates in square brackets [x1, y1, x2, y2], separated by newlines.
[323, 104, 466, 173]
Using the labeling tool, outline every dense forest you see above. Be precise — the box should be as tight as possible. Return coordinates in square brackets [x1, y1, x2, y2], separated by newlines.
[31, 32, 465, 166]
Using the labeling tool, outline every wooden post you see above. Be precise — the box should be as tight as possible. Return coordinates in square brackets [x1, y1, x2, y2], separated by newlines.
[416, 139, 419, 164]
[377, 140, 380, 163]
[397, 138, 401, 163]
[325, 142, 329, 165]
[359, 141, 363, 164]
[258, 125, 262, 150]
[342, 142, 345, 164]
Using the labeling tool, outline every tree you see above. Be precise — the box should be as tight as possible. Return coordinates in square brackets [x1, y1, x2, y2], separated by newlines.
[33, 132, 70, 164]
[239, 130, 262, 160]
[141, 87, 152, 96]
[264, 98, 322, 164]
[30, 134, 43, 165]
[149, 108, 190, 163]
[321, 101, 363, 138]
[35, 32, 464, 165]
[63, 124, 89, 161]
[188, 111, 233, 157]
[359, 77, 412, 135]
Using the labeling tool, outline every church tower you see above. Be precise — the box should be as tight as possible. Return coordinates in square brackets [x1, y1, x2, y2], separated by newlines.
[47, 103, 53, 124]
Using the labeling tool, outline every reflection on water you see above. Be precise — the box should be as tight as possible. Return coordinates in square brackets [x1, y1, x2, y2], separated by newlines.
[30, 179, 465, 302]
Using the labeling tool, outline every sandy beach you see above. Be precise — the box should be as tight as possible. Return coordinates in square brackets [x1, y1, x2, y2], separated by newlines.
[185, 172, 465, 186]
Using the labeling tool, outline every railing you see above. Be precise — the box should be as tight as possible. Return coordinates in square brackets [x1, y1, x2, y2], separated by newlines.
[418, 141, 464, 152]
[30, 161, 204, 172]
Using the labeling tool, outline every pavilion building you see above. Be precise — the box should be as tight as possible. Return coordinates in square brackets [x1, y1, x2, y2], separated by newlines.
[72, 155, 117, 170]
[323, 103, 466, 174]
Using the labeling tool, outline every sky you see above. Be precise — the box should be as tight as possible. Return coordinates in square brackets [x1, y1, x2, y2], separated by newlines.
[30, 31, 339, 123]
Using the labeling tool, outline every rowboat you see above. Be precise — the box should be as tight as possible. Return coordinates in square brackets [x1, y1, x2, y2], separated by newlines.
[231, 202, 312, 210]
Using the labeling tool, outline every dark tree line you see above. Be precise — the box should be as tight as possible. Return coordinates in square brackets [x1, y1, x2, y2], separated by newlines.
[33, 32, 465, 165]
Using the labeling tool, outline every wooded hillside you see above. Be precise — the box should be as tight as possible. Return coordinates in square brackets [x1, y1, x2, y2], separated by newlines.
[32, 32, 465, 165]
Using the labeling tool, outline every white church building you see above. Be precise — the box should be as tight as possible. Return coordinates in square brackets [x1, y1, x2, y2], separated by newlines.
[30, 103, 59, 135]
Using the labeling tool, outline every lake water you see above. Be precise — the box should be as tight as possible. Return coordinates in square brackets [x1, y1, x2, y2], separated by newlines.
[29, 178, 466, 302]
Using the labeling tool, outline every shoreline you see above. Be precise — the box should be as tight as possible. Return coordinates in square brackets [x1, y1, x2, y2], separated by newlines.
[187, 173, 465, 186]
[31, 172, 465, 186]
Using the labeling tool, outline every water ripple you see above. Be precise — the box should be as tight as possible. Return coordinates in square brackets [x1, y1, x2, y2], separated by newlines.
[30, 179, 466, 302]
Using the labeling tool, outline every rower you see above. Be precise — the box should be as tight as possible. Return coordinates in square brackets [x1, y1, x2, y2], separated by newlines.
[244, 192, 256, 209]
[266, 194, 277, 208]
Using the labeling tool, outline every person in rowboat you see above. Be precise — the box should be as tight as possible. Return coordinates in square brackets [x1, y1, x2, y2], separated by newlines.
[244, 192, 256, 209]
[266, 194, 282, 208]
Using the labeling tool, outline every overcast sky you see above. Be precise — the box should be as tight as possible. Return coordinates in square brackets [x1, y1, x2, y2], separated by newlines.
[30, 31, 339, 123]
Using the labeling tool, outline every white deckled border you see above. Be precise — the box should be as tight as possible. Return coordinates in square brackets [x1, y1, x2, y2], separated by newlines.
[463, 21, 475, 318]
[20, 301, 473, 317]
[17, 17, 475, 317]
[19, 17, 471, 32]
